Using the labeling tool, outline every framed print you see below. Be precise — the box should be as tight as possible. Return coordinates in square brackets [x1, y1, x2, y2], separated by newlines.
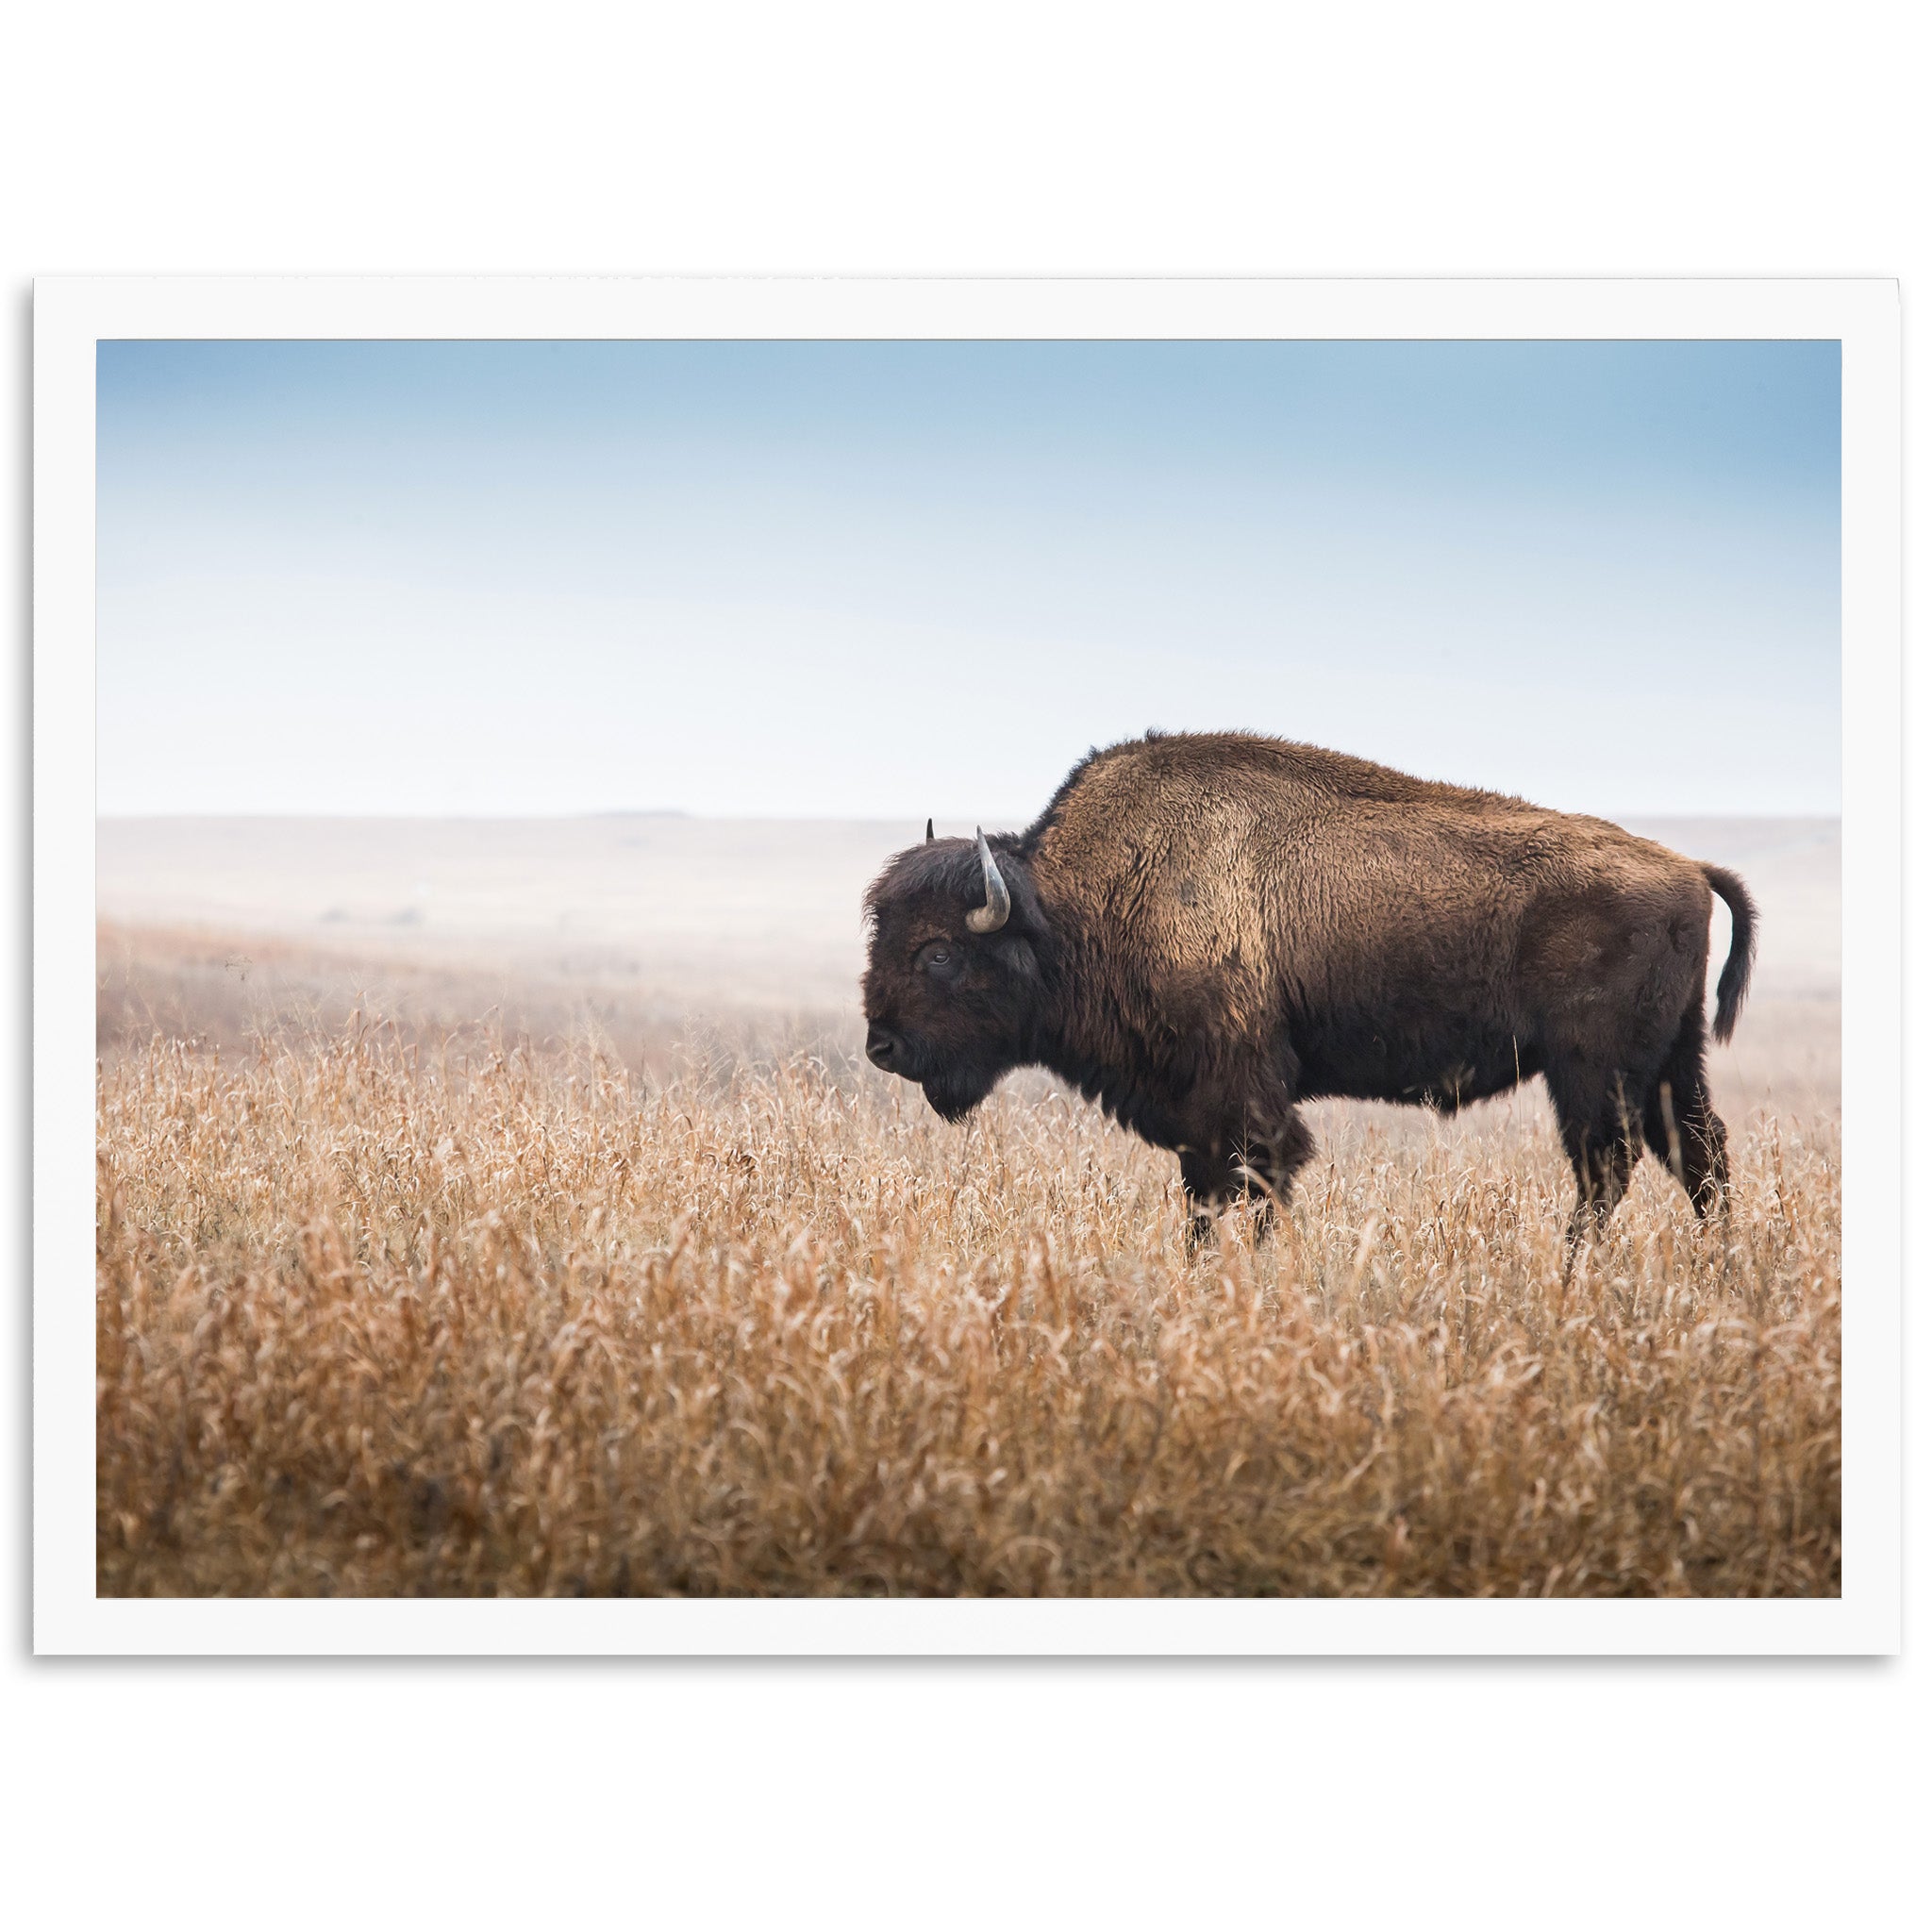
[36, 276, 1901, 1652]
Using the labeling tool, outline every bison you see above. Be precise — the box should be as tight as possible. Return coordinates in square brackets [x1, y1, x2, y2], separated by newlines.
[861, 731, 1756, 1247]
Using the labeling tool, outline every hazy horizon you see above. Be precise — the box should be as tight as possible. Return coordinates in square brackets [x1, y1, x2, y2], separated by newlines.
[97, 804, 1845, 824]
[99, 339, 1840, 821]
[97, 810, 1841, 1018]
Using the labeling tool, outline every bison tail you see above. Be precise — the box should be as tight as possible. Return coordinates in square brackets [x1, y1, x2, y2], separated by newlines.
[1702, 862, 1757, 1043]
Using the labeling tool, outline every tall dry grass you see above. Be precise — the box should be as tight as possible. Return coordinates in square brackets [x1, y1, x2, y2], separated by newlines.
[97, 1003, 1840, 1597]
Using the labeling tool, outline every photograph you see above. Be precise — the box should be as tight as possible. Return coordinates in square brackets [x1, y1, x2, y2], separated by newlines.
[11, 14, 1923, 1919]
[85, 319, 1850, 1606]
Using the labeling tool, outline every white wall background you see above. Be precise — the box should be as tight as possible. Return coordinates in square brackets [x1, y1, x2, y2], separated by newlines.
[7, 7, 1923, 1928]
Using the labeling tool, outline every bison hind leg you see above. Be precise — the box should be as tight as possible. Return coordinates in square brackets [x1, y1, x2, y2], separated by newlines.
[1545, 1057, 1645, 1255]
[1640, 1009, 1731, 1218]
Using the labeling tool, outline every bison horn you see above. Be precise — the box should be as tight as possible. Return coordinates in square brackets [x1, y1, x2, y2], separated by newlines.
[925, 818, 934, 843]
[966, 827, 1010, 933]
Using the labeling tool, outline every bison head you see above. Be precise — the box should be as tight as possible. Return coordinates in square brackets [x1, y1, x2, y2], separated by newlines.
[861, 827, 1047, 1121]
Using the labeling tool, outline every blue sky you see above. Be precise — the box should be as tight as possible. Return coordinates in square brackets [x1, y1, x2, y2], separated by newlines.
[96, 338, 1840, 820]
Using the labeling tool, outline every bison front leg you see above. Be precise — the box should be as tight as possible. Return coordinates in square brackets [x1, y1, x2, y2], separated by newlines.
[1177, 1108, 1313, 1251]
[1177, 1144, 1231, 1251]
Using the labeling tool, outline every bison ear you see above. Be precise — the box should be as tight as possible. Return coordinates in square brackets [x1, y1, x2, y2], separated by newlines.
[925, 818, 934, 843]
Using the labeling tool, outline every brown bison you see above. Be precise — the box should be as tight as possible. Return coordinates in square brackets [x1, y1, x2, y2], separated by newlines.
[861, 731, 1756, 1246]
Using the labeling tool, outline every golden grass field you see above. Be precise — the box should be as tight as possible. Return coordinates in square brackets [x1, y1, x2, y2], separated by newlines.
[95, 811, 1841, 1595]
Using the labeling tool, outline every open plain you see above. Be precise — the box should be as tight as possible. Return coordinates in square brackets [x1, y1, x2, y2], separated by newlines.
[95, 813, 1841, 1596]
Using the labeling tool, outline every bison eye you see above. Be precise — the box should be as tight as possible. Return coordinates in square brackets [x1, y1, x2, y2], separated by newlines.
[916, 941, 959, 976]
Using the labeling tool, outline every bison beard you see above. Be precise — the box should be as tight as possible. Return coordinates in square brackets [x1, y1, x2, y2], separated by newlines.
[861, 732, 1757, 1251]
[921, 1064, 1005, 1123]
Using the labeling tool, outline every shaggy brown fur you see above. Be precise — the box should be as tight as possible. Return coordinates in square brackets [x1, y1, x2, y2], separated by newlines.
[862, 731, 1756, 1244]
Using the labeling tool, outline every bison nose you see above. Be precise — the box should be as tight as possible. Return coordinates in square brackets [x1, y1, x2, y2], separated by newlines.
[866, 1024, 904, 1073]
